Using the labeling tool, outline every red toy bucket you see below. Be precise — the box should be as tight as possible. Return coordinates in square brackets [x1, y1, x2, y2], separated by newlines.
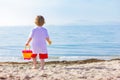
[22, 46, 32, 60]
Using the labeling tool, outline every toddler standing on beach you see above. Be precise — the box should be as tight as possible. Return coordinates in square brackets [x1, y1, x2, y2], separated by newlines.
[26, 15, 51, 70]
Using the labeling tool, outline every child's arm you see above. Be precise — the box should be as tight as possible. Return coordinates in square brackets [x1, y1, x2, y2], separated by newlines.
[26, 38, 32, 46]
[46, 37, 52, 45]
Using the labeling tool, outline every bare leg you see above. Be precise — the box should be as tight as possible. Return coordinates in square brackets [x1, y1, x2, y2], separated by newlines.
[40, 59, 45, 70]
[32, 58, 37, 69]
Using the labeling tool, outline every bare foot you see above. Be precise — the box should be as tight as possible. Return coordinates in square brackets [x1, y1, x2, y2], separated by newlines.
[40, 68, 44, 70]
[32, 66, 37, 69]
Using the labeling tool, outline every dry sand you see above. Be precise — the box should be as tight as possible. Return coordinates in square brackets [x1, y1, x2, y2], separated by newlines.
[0, 59, 120, 80]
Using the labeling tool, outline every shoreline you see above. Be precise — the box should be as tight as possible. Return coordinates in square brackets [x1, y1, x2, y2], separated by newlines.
[0, 58, 120, 64]
[0, 58, 104, 64]
[0, 55, 120, 62]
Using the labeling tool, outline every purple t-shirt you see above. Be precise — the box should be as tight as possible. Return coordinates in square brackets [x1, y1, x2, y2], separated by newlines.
[29, 27, 49, 54]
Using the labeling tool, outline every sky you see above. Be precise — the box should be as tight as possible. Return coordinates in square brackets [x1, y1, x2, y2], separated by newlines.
[0, 0, 120, 26]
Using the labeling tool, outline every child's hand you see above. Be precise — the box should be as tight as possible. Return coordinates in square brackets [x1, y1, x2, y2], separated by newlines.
[25, 43, 29, 46]
[48, 41, 52, 45]
[25, 38, 32, 46]
[46, 38, 52, 45]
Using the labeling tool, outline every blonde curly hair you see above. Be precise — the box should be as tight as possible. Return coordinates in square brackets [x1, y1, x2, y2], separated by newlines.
[35, 15, 45, 26]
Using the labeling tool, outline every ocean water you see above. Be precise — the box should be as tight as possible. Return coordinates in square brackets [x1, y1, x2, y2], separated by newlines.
[0, 25, 120, 62]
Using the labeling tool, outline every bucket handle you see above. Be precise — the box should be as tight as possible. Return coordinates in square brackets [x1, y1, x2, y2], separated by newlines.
[25, 46, 31, 50]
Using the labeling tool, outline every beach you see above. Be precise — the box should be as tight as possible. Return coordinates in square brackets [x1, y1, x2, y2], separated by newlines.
[0, 59, 120, 80]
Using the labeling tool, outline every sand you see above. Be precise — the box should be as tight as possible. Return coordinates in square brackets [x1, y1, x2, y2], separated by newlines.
[0, 59, 120, 80]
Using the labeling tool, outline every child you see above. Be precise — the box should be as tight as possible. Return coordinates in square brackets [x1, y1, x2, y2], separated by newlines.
[26, 15, 51, 70]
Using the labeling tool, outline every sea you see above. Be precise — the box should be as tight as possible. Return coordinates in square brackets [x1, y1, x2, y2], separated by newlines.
[0, 25, 120, 62]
